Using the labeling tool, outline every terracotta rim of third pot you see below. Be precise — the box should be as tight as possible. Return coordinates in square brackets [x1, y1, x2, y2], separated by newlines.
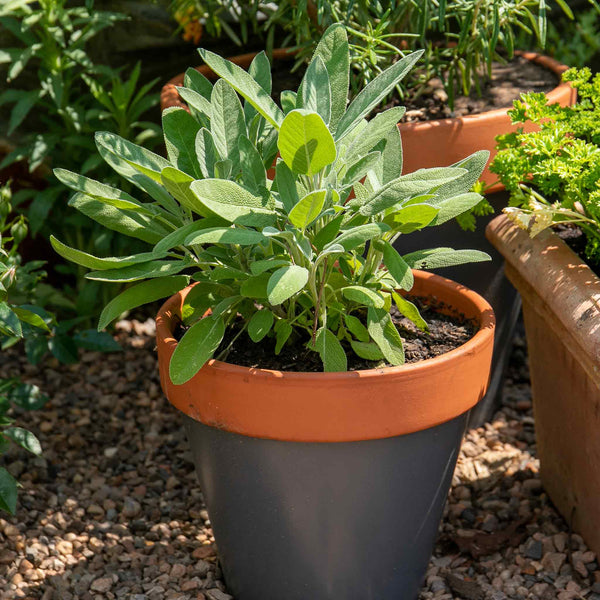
[160, 47, 295, 112]
[156, 270, 495, 442]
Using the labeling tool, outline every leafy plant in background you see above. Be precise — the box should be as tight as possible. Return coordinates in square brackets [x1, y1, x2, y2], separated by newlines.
[169, 0, 572, 107]
[0, 0, 161, 320]
[0, 378, 46, 514]
[546, 3, 600, 68]
[0, 181, 121, 364]
[490, 67, 600, 262]
[51, 24, 490, 382]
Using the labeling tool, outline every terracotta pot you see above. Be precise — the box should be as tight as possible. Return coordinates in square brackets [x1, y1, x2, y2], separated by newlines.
[486, 214, 600, 555]
[400, 52, 575, 192]
[161, 50, 574, 193]
[155, 270, 495, 599]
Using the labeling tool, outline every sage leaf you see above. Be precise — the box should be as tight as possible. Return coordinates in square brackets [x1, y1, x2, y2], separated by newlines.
[288, 189, 327, 230]
[169, 315, 225, 384]
[313, 327, 347, 372]
[403, 248, 491, 270]
[381, 240, 414, 291]
[342, 286, 385, 308]
[248, 309, 274, 342]
[367, 307, 405, 365]
[267, 265, 309, 305]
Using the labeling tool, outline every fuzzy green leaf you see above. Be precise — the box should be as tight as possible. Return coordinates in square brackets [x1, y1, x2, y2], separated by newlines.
[267, 265, 309, 305]
[288, 189, 327, 230]
[367, 307, 405, 365]
[248, 309, 274, 342]
[342, 286, 385, 308]
[403, 248, 491, 270]
[314, 327, 347, 372]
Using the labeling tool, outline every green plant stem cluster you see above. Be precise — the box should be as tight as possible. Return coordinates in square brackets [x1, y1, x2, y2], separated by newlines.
[491, 67, 600, 261]
[169, 0, 572, 107]
[52, 24, 490, 381]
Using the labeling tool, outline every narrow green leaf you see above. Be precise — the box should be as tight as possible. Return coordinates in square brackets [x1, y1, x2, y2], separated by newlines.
[384, 203, 438, 233]
[198, 49, 284, 128]
[403, 248, 491, 270]
[392, 292, 428, 332]
[367, 307, 405, 365]
[344, 314, 369, 342]
[241, 273, 270, 298]
[73, 330, 122, 352]
[429, 192, 485, 225]
[10, 307, 50, 332]
[195, 127, 218, 179]
[185, 227, 266, 246]
[382, 241, 414, 291]
[274, 160, 299, 214]
[328, 223, 389, 251]
[239, 135, 266, 192]
[170, 315, 225, 384]
[288, 189, 327, 230]
[336, 50, 424, 140]
[250, 258, 292, 276]
[162, 107, 202, 178]
[342, 286, 385, 308]
[350, 340, 384, 361]
[0, 468, 17, 514]
[248, 310, 274, 342]
[267, 265, 309, 305]
[184, 67, 213, 99]
[98, 275, 189, 330]
[0, 303, 22, 337]
[313, 327, 347, 372]
[274, 319, 292, 354]
[87, 259, 191, 283]
[4, 427, 42, 456]
[298, 55, 331, 124]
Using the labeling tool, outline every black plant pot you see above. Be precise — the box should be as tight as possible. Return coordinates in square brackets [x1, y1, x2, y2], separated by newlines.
[184, 412, 468, 600]
[393, 191, 520, 426]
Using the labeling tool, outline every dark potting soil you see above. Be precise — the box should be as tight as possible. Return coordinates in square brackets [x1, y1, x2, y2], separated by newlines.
[377, 55, 558, 123]
[175, 296, 476, 372]
[555, 223, 600, 275]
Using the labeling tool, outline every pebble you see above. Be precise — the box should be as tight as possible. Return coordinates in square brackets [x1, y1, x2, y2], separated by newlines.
[1, 329, 595, 600]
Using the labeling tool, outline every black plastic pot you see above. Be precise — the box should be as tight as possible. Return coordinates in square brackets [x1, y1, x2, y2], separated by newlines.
[183, 412, 468, 600]
[393, 191, 520, 426]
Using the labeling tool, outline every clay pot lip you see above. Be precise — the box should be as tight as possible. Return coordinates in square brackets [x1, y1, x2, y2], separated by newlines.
[486, 214, 600, 355]
[156, 269, 495, 381]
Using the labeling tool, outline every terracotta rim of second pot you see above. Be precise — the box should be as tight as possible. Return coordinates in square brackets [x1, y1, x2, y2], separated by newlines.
[156, 270, 495, 442]
[486, 214, 600, 381]
[160, 47, 295, 111]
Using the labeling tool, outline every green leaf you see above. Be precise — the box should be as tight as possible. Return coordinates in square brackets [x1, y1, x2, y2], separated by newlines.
[195, 127, 218, 179]
[314, 213, 345, 251]
[8, 89, 40, 135]
[250, 258, 292, 276]
[248, 51, 272, 94]
[69, 193, 169, 245]
[210, 79, 247, 175]
[380, 122, 404, 185]
[49, 335, 79, 364]
[170, 315, 225, 384]
[345, 107, 405, 164]
[359, 168, 467, 217]
[274, 319, 292, 354]
[153, 218, 226, 254]
[25, 337, 48, 365]
[160, 166, 204, 214]
[73, 330, 122, 352]
[384, 203, 439, 233]
[87, 259, 191, 283]
[392, 292, 428, 332]
[0, 468, 17, 514]
[342, 286, 385, 308]
[198, 49, 284, 128]
[298, 55, 331, 124]
[328, 223, 389, 252]
[239, 135, 266, 192]
[344, 314, 369, 342]
[10, 307, 50, 332]
[350, 340, 384, 361]
[50, 236, 162, 271]
[4, 427, 42, 456]
[162, 107, 202, 178]
[9, 383, 47, 411]
[403, 248, 491, 270]
[267, 265, 309, 305]
[240, 273, 270, 298]
[184, 68, 213, 99]
[429, 192, 484, 225]
[0, 303, 21, 337]
[313, 327, 347, 372]
[274, 160, 299, 214]
[190, 179, 277, 227]
[342, 151, 381, 186]
[381, 241, 414, 291]
[335, 50, 424, 140]
[278, 109, 336, 176]
[288, 189, 327, 230]
[185, 227, 266, 246]
[311, 24, 350, 131]
[176, 86, 212, 123]
[248, 310, 274, 342]
[53, 169, 149, 212]
[367, 307, 405, 365]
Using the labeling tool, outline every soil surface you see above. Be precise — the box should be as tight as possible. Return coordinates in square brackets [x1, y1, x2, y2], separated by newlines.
[1, 323, 598, 599]
[555, 223, 600, 276]
[398, 55, 558, 122]
[210, 296, 475, 371]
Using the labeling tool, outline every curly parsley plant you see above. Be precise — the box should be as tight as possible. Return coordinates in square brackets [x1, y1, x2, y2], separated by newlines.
[51, 24, 490, 383]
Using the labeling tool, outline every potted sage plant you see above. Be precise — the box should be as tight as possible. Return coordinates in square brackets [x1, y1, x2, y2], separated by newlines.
[52, 25, 495, 600]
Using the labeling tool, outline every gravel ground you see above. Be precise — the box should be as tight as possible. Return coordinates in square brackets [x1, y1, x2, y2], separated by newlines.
[0, 320, 598, 600]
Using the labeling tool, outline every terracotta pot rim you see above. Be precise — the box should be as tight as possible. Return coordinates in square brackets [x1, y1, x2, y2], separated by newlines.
[156, 269, 495, 379]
